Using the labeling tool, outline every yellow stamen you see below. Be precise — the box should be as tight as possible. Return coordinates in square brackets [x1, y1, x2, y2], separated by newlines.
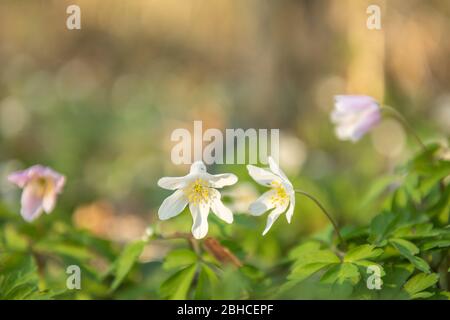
[184, 178, 212, 205]
[270, 181, 289, 206]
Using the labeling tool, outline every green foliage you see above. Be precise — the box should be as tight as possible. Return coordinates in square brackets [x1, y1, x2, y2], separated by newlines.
[110, 240, 146, 291]
[0, 143, 448, 300]
[280, 145, 449, 299]
[404, 273, 439, 299]
[0, 254, 60, 299]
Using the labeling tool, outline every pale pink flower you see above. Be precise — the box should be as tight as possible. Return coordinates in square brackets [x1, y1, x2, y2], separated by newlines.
[331, 95, 381, 142]
[8, 165, 66, 222]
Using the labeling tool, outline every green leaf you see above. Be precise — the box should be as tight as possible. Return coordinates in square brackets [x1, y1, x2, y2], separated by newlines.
[344, 245, 383, 262]
[421, 239, 450, 251]
[160, 264, 197, 299]
[390, 238, 419, 255]
[110, 240, 146, 291]
[290, 243, 340, 267]
[0, 254, 57, 300]
[288, 241, 322, 260]
[288, 262, 334, 282]
[392, 223, 440, 240]
[404, 273, 439, 298]
[404, 174, 422, 204]
[405, 143, 441, 174]
[419, 160, 450, 195]
[194, 263, 219, 299]
[287, 241, 340, 283]
[378, 264, 414, 299]
[389, 238, 430, 273]
[320, 263, 360, 286]
[369, 212, 397, 244]
[4, 225, 28, 251]
[35, 242, 94, 261]
[410, 291, 434, 299]
[383, 263, 415, 288]
[359, 175, 399, 208]
[163, 249, 197, 271]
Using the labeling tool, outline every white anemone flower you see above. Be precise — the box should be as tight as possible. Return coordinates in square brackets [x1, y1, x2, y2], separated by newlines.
[157, 161, 238, 239]
[247, 157, 295, 235]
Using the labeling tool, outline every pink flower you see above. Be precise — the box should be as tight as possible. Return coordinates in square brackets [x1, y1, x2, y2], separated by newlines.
[331, 95, 381, 142]
[7, 165, 66, 222]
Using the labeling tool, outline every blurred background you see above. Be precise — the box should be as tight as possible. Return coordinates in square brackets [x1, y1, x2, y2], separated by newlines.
[0, 0, 449, 263]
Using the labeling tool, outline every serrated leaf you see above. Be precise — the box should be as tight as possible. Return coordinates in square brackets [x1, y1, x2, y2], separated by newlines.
[287, 242, 340, 283]
[320, 263, 360, 286]
[390, 238, 430, 273]
[288, 262, 333, 282]
[390, 238, 419, 255]
[353, 260, 385, 276]
[344, 245, 383, 262]
[392, 223, 440, 240]
[0, 254, 56, 300]
[404, 273, 439, 297]
[288, 241, 322, 260]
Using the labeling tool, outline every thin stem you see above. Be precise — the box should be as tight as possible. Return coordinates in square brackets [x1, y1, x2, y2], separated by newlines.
[294, 190, 346, 246]
[155, 232, 242, 267]
[155, 232, 201, 254]
[381, 105, 427, 152]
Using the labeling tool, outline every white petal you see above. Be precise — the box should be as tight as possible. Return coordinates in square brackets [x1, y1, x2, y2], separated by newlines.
[190, 202, 210, 239]
[262, 203, 288, 236]
[42, 192, 57, 214]
[206, 173, 238, 188]
[40, 179, 57, 214]
[21, 183, 44, 222]
[158, 176, 189, 190]
[334, 95, 377, 112]
[190, 161, 207, 174]
[285, 195, 295, 223]
[53, 175, 66, 194]
[210, 189, 233, 223]
[246, 165, 280, 187]
[158, 189, 188, 220]
[268, 156, 289, 181]
[248, 190, 276, 216]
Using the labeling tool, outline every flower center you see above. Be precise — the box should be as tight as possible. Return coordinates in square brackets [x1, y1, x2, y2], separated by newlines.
[184, 178, 212, 205]
[270, 181, 289, 206]
[31, 177, 50, 197]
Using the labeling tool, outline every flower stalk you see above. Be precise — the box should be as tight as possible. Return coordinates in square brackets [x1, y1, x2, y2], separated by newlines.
[294, 190, 345, 246]
[381, 105, 427, 152]
[157, 231, 242, 267]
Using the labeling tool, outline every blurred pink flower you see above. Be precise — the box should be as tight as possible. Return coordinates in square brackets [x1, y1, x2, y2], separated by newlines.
[331, 95, 381, 142]
[8, 165, 66, 222]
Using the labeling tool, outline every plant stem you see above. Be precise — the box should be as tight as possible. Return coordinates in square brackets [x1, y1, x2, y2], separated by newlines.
[155, 232, 202, 255]
[155, 232, 242, 267]
[381, 105, 427, 152]
[294, 190, 346, 246]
